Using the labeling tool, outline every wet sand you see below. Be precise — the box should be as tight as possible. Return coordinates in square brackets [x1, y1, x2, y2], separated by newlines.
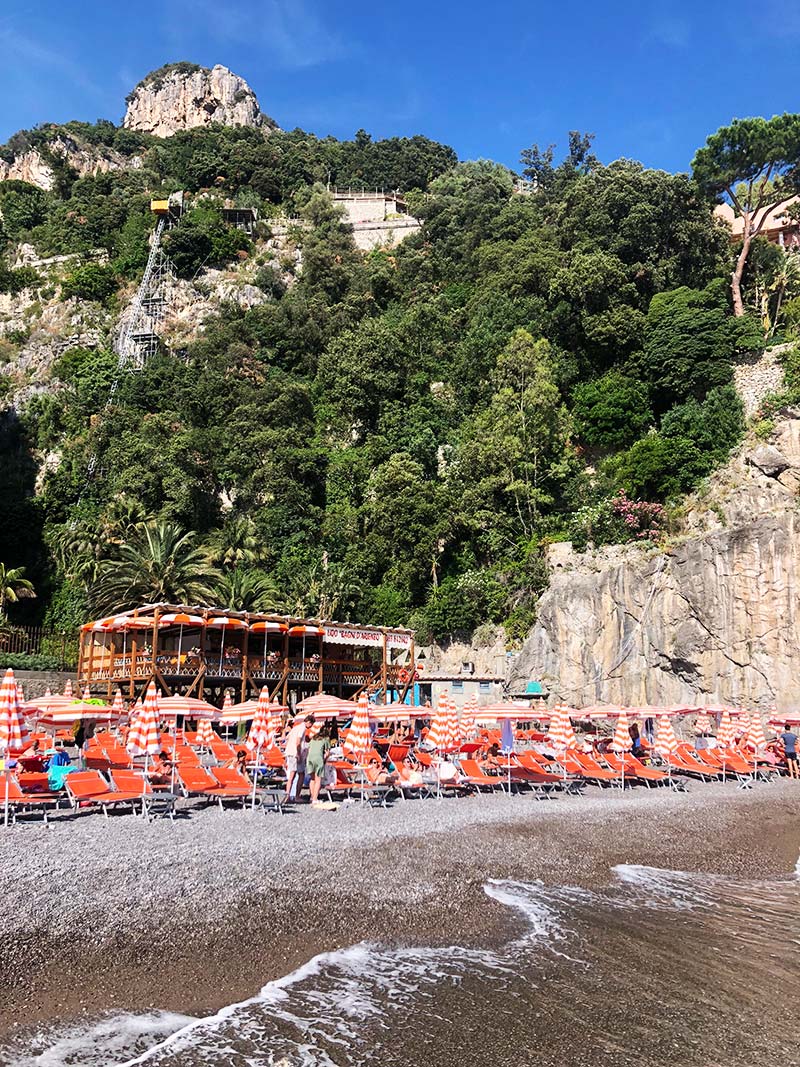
[1, 781, 798, 1039]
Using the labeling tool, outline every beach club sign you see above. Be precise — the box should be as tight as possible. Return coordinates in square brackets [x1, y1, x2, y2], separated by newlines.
[323, 625, 412, 651]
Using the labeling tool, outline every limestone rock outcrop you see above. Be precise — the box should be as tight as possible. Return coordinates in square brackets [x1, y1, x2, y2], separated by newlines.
[0, 135, 129, 192]
[123, 64, 276, 138]
[508, 417, 800, 710]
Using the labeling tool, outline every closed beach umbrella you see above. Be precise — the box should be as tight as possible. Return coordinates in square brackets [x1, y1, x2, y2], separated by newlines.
[716, 708, 735, 781]
[246, 687, 273, 808]
[345, 693, 372, 761]
[445, 694, 460, 754]
[247, 688, 273, 752]
[656, 714, 679, 785]
[63, 680, 73, 698]
[747, 711, 768, 779]
[0, 669, 30, 827]
[610, 708, 632, 791]
[460, 695, 478, 740]
[127, 683, 161, 768]
[196, 716, 216, 750]
[694, 713, 713, 735]
[547, 704, 577, 751]
[426, 692, 451, 752]
[547, 704, 577, 783]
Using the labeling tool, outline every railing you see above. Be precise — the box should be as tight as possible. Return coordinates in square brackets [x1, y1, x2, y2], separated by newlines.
[81, 653, 382, 689]
[0, 626, 78, 669]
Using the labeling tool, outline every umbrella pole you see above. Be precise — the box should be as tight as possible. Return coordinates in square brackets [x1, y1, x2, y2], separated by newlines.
[251, 744, 261, 810]
[219, 630, 225, 675]
[3, 764, 8, 828]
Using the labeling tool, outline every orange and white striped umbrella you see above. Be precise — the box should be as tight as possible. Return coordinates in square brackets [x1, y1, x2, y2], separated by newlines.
[717, 708, 736, 749]
[693, 713, 713, 734]
[460, 694, 478, 740]
[126, 683, 161, 757]
[0, 668, 30, 753]
[296, 693, 355, 719]
[345, 693, 372, 759]
[610, 709, 632, 753]
[63, 680, 73, 698]
[159, 695, 219, 720]
[196, 716, 216, 748]
[247, 687, 273, 751]
[444, 694, 460, 752]
[747, 711, 768, 751]
[426, 692, 452, 752]
[655, 714, 679, 756]
[547, 704, 577, 751]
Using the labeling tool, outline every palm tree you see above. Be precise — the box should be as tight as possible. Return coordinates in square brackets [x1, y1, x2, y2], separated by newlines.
[53, 496, 152, 587]
[90, 522, 221, 614]
[204, 517, 264, 569]
[289, 558, 361, 619]
[0, 564, 35, 619]
[214, 568, 283, 613]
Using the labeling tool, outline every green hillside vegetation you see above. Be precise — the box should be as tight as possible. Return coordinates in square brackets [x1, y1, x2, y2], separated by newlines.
[0, 116, 787, 643]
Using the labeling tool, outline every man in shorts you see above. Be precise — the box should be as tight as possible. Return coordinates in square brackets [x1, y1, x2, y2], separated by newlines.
[781, 722, 798, 779]
[284, 715, 313, 801]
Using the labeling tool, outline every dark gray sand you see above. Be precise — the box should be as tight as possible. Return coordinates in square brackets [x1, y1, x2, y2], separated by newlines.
[1, 781, 798, 1036]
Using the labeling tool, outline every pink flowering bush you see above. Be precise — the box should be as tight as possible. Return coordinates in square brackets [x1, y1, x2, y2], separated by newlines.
[570, 489, 666, 549]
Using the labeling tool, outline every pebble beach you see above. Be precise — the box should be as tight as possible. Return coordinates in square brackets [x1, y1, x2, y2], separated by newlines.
[2, 780, 799, 1050]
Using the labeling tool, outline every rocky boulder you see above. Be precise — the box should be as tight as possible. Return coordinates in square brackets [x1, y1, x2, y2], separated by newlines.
[123, 63, 276, 138]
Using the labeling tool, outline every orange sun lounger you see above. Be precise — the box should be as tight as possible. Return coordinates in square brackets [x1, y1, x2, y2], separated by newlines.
[65, 770, 145, 818]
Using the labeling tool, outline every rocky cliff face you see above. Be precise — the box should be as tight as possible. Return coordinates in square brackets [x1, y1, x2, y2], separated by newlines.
[124, 64, 275, 138]
[508, 415, 800, 711]
[0, 135, 130, 191]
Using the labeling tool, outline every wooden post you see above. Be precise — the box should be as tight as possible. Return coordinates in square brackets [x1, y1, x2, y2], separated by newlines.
[381, 630, 388, 703]
[198, 610, 208, 699]
[108, 638, 116, 700]
[150, 608, 161, 684]
[77, 628, 85, 683]
[129, 633, 137, 699]
[241, 617, 250, 702]
[409, 636, 415, 703]
[86, 631, 95, 686]
[281, 629, 290, 706]
[318, 635, 324, 693]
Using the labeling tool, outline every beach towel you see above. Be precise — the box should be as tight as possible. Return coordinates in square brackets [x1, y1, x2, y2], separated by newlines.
[48, 764, 77, 791]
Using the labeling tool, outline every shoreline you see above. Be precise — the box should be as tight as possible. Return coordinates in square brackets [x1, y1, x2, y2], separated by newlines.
[1, 782, 799, 1040]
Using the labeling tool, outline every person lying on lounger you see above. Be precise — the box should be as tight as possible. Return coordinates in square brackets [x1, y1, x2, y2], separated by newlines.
[479, 743, 503, 773]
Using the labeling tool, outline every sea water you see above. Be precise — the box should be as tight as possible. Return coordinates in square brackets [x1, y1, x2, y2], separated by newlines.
[4, 862, 799, 1067]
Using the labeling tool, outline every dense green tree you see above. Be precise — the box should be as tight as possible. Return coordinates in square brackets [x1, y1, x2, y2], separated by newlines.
[572, 371, 652, 448]
[693, 114, 800, 315]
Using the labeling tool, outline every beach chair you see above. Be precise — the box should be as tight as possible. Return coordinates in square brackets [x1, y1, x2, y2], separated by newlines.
[567, 750, 620, 786]
[210, 739, 236, 763]
[179, 766, 251, 809]
[2, 776, 63, 824]
[458, 758, 511, 794]
[110, 769, 177, 821]
[65, 770, 144, 818]
[339, 764, 394, 806]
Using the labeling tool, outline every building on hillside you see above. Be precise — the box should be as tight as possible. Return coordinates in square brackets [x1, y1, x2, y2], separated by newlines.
[715, 198, 800, 249]
[78, 604, 415, 707]
[331, 189, 422, 250]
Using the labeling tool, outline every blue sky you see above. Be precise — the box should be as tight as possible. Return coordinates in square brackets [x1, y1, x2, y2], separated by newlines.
[0, 0, 798, 173]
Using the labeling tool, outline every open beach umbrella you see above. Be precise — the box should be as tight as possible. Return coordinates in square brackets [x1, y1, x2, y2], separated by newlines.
[610, 708, 632, 790]
[207, 616, 248, 673]
[655, 714, 679, 786]
[126, 683, 161, 774]
[0, 669, 30, 827]
[716, 708, 736, 782]
[159, 612, 204, 667]
[296, 693, 355, 720]
[473, 702, 534, 721]
[250, 620, 288, 672]
[158, 695, 219, 720]
[345, 693, 372, 762]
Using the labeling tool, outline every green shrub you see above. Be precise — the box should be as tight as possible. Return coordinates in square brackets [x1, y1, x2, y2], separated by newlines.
[61, 263, 117, 304]
[0, 652, 62, 671]
[572, 370, 652, 447]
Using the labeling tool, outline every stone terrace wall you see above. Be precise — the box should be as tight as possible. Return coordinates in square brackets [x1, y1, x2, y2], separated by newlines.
[734, 347, 786, 416]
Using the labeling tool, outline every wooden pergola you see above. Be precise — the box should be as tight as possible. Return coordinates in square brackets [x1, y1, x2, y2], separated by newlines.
[77, 603, 416, 706]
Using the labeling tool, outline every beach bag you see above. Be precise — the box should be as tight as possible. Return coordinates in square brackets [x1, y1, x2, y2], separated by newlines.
[321, 762, 336, 789]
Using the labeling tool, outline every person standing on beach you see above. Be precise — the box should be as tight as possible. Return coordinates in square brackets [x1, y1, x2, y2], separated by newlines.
[781, 723, 798, 779]
[284, 715, 312, 802]
[307, 721, 333, 807]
